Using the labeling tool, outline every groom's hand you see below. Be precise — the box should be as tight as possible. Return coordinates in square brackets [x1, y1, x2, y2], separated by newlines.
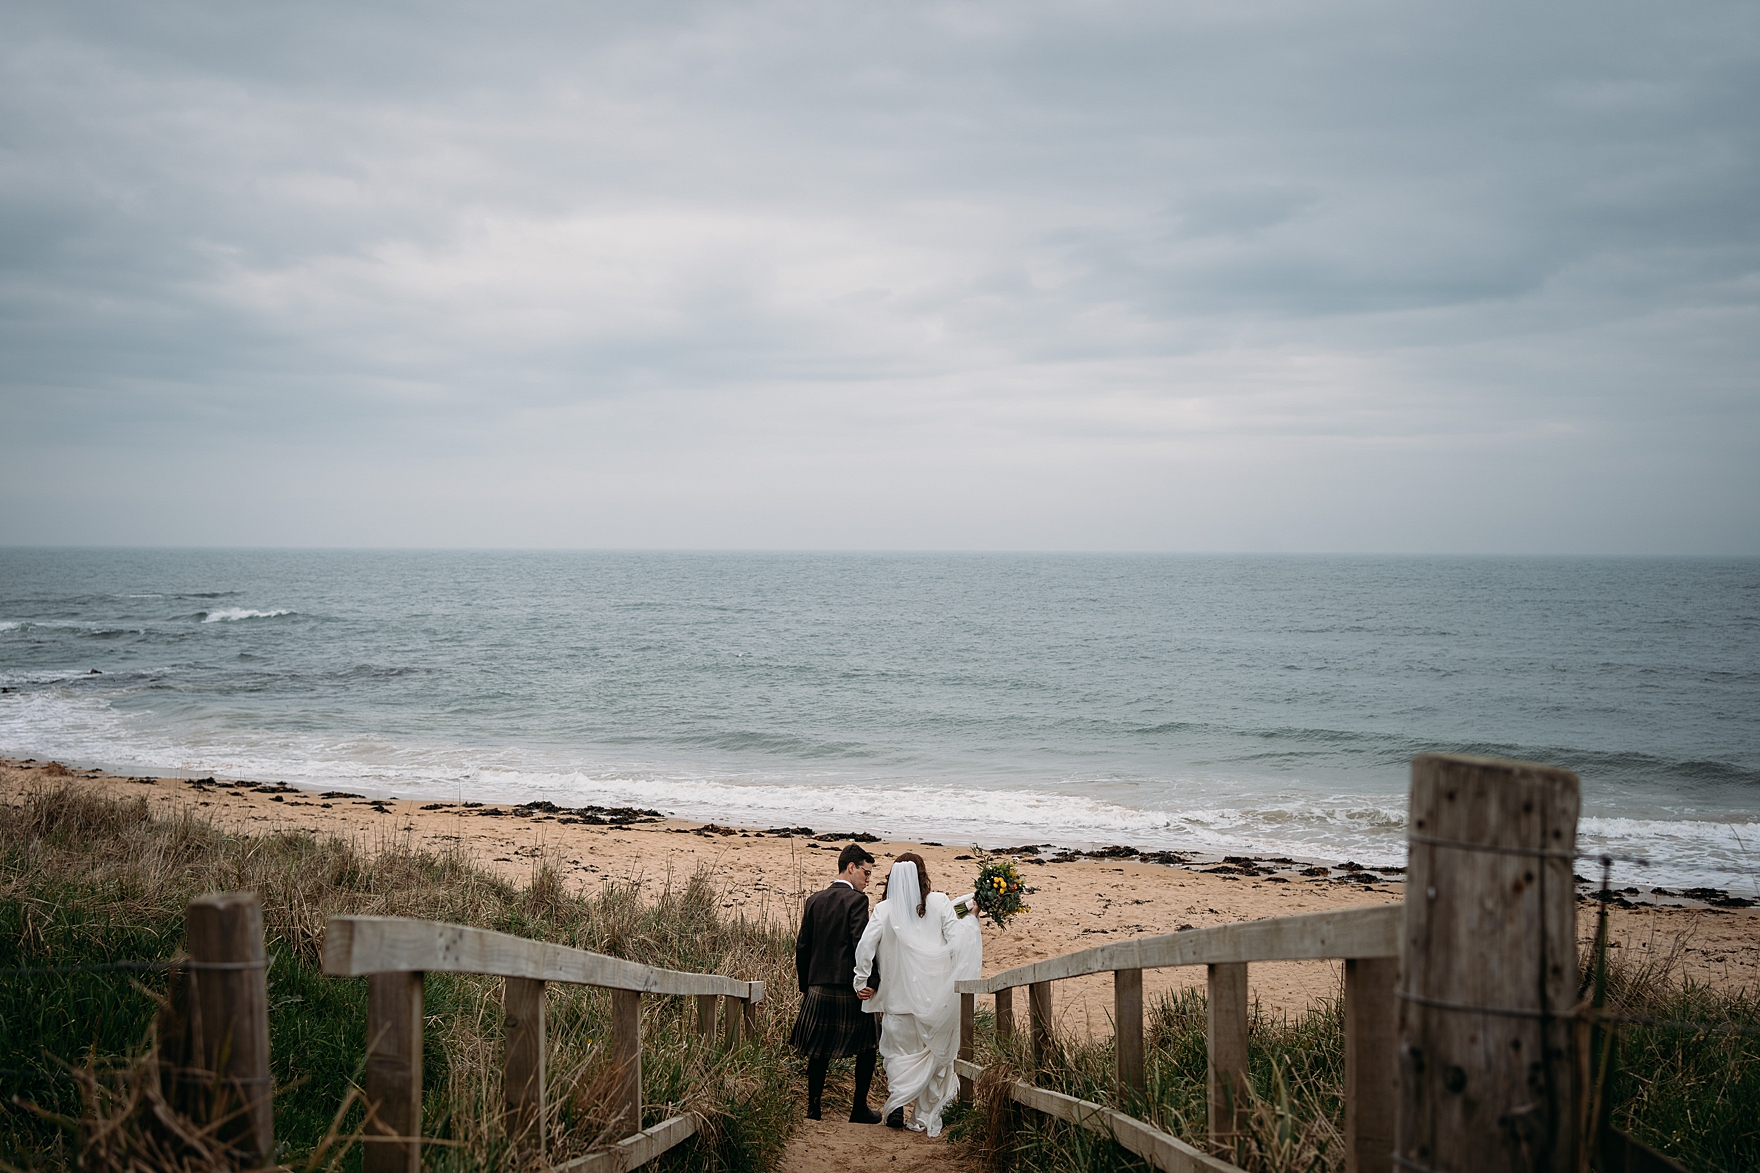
[857, 986, 875, 1000]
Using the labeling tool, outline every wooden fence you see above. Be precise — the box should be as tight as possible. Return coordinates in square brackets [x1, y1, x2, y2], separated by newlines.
[954, 905, 1401, 1173]
[156, 752, 1647, 1173]
[954, 753, 1591, 1173]
[320, 915, 765, 1173]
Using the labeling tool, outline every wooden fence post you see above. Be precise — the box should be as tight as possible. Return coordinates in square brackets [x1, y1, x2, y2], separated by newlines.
[721, 993, 740, 1050]
[696, 993, 718, 1047]
[1029, 980, 1053, 1078]
[1207, 961, 1249, 1156]
[959, 993, 975, 1104]
[179, 892, 274, 1167]
[996, 987, 1015, 1043]
[612, 989, 643, 1138]
[365, 971, 424, 1173]
[1345, 956, 1398, 1173]
[742, 994, 760, 1040]
[1397, 754, 1580, 1173]
[503, 977, 546, 1160]
[1115, 967, 1145, 1098]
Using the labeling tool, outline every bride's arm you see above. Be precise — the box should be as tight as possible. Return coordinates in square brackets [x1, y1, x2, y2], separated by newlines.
[853, 904, 884, 996]
[932, 892, 960, 943]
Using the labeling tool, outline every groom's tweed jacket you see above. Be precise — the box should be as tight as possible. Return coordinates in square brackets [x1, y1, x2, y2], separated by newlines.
[795, 881, 879, 992]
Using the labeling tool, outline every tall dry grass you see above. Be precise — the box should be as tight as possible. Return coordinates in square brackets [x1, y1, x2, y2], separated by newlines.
[951, 986, 1343, 1173]
[948, 925, 1759, 1173]
[1, 780, 801, 1172]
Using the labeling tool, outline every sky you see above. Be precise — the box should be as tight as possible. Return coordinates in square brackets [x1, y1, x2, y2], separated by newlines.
[2, 0, 1756, 553]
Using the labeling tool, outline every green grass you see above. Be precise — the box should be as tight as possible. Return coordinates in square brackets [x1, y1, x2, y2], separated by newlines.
[948, 989, 1345, 1173]
[1588, 935, 1760, 1173]
[949, 954, 1760, 1173]
[0, 780, 802, 1171]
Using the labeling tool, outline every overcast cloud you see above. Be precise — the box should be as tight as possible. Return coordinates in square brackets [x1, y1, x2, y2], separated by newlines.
[2, 0, 1756, 551]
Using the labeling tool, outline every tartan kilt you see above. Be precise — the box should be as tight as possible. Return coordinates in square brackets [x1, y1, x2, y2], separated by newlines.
[788, 985, 879, 1057]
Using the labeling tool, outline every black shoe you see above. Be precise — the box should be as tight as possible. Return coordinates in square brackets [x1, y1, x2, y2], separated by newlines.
[886, 1108, 905, 1130]
[848, 1106, 882, 1125]
[806, 1102, 822, 1121]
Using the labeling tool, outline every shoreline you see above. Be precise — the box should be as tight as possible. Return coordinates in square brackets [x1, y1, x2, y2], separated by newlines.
[7, 756, 1757, 1032]
[12, 753, 1755, 911]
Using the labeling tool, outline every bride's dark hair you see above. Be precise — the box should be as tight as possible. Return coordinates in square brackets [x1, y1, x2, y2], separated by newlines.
[884, 852, 930, 917]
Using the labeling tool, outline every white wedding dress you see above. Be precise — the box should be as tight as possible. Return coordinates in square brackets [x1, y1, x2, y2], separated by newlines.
[854, 863, 983, 1138]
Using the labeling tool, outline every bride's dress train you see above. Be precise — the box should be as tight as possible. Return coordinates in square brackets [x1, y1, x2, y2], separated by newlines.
[854, 864, 984, 1138]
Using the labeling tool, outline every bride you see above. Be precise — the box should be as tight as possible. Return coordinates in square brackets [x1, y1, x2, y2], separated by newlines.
[853, 853, 983, 1137]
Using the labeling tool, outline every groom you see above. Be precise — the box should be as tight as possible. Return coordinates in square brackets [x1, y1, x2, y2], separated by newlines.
[789, 844, 883, 1123]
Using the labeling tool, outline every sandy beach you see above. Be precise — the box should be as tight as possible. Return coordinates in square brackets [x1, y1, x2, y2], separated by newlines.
[8, 758, 1757, 1035]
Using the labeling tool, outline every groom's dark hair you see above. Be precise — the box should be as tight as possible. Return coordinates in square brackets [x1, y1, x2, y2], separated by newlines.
[837, 844, 875, 872]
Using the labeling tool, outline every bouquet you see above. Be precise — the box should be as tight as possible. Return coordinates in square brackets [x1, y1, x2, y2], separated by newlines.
[966, 859, 1029, 928]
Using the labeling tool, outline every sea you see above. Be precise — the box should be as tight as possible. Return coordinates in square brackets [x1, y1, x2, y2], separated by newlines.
[2, 549, 1757, 893]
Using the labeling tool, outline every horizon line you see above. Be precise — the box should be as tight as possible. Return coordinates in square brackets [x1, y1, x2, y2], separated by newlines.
[3, 545, 1757, 560]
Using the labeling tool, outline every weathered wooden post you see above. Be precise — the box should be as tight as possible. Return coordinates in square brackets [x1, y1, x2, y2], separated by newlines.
[503, 976, 546, 1159]
[958, 992, 975, 1103]
[365, 971, 424, 1173]
[721, 993, 740, 1049]
[995, 987, 1015, 1043]
[1346, 956, 1398, 1173]
[1028, 980, 1053, 1077]
[1207, 961, 1249, 1155]
[1397, 754, 1580, 1173]
[177, 892, 274, 1167]
[612, 989, 642, 1137]
[696, 993, 718, 1046]
[1115, 967, 1145, 1098]
[741, 992, 760, 1040]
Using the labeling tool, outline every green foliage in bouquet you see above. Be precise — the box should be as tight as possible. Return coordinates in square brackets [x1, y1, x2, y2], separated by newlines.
[972, 858, 1029, 928]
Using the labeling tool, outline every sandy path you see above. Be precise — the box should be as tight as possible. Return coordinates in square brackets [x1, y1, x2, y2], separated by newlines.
[777, 1116, 973, 1172]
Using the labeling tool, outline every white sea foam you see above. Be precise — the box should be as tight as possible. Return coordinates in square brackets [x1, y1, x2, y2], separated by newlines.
[0, 689, 150, 764]
[1576, 814, 1760, 892]
[2, 687, 1752, 891]
[0, 622, 18, 632]
[436, 767, 1423, 870]
[0, 691, 1405, 860]
[201, 608, 293, 623]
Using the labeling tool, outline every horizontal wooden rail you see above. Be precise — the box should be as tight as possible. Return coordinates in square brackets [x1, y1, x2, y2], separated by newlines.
[956, 903, 1400, 1172]
[956, 904, 1398, 995]
[323, 916, 763, 1001]
[323, 916, 761, 1173]
[552, 1114, 700, 1173]
[955, 1060, 1241, 1173]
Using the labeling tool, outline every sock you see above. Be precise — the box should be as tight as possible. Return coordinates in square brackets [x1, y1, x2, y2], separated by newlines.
[807, 1054, 830, 1115]
[852, 1049, 877, 1110]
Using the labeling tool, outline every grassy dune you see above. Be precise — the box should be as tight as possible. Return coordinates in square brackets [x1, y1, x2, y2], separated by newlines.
[948, 939, 1760, 1173]
[0, 782, 801, 1171]
[7, 779, 1754, 1172]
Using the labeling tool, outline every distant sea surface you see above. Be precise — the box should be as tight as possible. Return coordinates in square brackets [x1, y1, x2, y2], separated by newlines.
[2, 550, 1757, 891]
